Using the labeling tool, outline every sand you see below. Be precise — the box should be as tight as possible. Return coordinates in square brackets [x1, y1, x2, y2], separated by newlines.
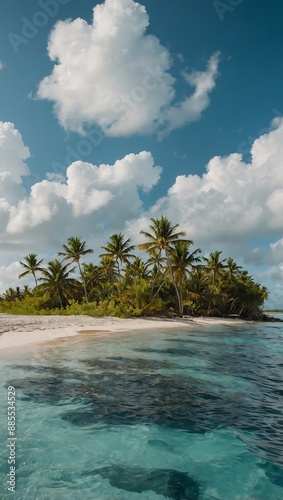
[0, 314, 248, 350]
[0, 313, 250, 350]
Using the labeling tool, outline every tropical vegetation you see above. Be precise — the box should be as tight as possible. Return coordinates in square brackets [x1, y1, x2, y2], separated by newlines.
[0, 217, 268, 319]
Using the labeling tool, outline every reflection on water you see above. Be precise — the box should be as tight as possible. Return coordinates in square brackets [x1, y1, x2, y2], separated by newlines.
[0, 323, 283, 499]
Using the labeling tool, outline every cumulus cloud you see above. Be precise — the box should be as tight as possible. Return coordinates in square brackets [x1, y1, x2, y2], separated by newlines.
[162, 53, 220, 138]
[0, 122, 30, 179]
[6, 151, 161, 235]
[0, 61, 5, 70]
[128, 118, 283, 252]
[37, 0, 219, 137]
[0, 123, 162, 291]
[0, 121, 30, 205]
[0, 261, 22, 292]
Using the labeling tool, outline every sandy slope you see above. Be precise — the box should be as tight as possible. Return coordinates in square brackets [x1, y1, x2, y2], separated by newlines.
[0, 314, 249, 350]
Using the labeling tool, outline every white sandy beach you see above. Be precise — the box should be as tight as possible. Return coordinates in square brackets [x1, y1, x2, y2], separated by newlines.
[0, 314, 249, 350]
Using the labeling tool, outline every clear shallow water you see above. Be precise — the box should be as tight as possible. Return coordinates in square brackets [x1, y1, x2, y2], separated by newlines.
[0, 321, 283, 499]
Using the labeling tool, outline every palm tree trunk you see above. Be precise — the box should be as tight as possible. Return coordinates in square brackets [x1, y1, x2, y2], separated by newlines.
[141, 277, 167, 314]
[117, 259, 121, 281]
[32, 271, 38, 287]
[78, 260, 89, 303]
[165, 250, 183, 317]
[57, 287, 63, 309]
[179, 285, 183, 315]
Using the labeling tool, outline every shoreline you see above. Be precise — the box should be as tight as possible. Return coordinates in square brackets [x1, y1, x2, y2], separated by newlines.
[0, 314, 252, 351]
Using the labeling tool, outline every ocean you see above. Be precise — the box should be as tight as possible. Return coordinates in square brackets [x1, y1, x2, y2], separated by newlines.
[1, 317, 283, 499]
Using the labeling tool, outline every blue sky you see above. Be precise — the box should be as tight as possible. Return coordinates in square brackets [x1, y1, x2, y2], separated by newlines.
[0, 0, 283, 307]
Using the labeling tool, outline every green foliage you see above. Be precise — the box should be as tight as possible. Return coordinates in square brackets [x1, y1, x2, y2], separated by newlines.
[0, 294, 49, 315]
[1, 218, 269, 319]
[38, 259, 78, 308]
[64, 299, 142, 318]
[58, 236, 93, 302]
[100, 233, 135, 279]
[19, 253, 44, 287]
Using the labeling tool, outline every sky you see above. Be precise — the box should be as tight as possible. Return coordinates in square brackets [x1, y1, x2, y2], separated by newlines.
[0, 0, 283, 308]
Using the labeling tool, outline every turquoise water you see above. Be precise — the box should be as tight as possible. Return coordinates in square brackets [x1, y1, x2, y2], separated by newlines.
[1, 319, 283, 499]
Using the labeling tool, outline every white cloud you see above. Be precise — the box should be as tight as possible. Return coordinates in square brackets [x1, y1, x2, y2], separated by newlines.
[127, 118, 283, 251]
[0, 61, 5, 70]
[0, 131, 162, 291]
[0, 261, 22, 292]
[161, 52, 220, 138]
[0, 134, 162, 267]
[0, 122, 30, 180]
[0, 121, 30, 205]
[5, 151, 162, 235]
[37, 0, 219, 137]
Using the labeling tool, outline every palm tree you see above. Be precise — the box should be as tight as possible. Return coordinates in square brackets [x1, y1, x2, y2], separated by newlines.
[38, 260, 77, 308]
[19, 253, 44, 287]
[82, 263, 101, 300]
[225, 257, 242, 279]
[231, 271, 268, 317]
[99, 256, 119, 284]
[2, 287, 24, 302]
[170, 241, 202, 314]
[188, 267, 209, 296]
[22, 285, 32, 298]
[203, 251, 227, 286]
[171, 241, 201, 282]
[58, 237, 93, 302]
[100, 233, 136, 279]
[139, 216, 191, 316]
[187, 267, 210, 315]
[146, 249, 167, 270]
[125, 257, 151, 281]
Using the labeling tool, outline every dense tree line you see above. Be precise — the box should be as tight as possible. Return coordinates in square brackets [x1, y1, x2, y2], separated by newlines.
[0, 216, 268, 318]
